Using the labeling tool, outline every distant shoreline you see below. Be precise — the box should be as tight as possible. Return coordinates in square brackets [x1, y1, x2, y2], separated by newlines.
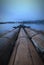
[0, 20, 44, 24]
[0, 22, 44, 24]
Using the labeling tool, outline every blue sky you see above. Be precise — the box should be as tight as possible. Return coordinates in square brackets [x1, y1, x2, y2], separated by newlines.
[1, 0, 44, 22]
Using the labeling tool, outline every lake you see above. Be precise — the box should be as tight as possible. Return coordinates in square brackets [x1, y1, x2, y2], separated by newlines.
[0, 24, 44, 34]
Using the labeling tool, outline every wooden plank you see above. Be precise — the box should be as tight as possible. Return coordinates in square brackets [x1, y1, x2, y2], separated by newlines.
[32, 34, 44, 51]
[0, 29, 15, 38]
[8, 28, 44, 65]
[27, 39, 44, 65]
[33, 34, 44, 41]
[8, 28, 33, 65]
[0, 28, 19, 65]
[14, 28, 33, 65]
[2, 28, 19, 39]
[25, 28, 37, 37]
[0, 38, 12, 65]
[14, 38, 33, 65]
[8, 38, 20, 65]
[25, 28, 44, 52]
[18, 28, 27, 38]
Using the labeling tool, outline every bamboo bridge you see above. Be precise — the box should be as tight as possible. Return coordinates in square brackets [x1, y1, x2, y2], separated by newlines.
[0, 25, 44, 65]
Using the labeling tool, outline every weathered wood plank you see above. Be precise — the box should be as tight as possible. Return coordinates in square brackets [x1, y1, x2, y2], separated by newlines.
[14, 38, 33, 65]
[14, 28, 33, 65]
[25, 28, 44, 53]
[0, 28, 20, 65]
[27, 39, 44, 65]
[32, 35, 44, 49]
[18, 28, 27, 38]
[8, 38, 20, 65]
[25, 28, 37, 37]
[8, 28, 44, 65]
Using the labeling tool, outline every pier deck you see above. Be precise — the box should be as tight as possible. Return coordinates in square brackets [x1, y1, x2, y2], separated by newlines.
[8, 28, 44, 65]
[0, 27, 44, 65]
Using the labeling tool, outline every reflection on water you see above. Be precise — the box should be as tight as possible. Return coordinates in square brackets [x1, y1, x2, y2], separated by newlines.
[0, 24, 44, 34]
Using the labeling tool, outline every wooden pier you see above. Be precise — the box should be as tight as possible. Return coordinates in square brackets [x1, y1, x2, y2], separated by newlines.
[0, 26, 44, 65]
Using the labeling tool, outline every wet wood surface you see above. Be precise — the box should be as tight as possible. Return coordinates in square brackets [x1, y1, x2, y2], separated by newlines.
[8, 28, 44, 65]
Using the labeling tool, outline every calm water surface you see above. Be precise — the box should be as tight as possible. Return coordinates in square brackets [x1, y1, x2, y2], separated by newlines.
[0, 24, 44, 33]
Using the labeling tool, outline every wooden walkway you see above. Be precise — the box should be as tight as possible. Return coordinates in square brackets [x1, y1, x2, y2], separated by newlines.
[0, 27, 44, 65]
[8, 28, 44, 65]
[25, 28, 44, 56]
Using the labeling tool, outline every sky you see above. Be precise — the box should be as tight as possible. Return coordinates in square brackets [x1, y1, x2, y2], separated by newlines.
[0, 0, 44, 22]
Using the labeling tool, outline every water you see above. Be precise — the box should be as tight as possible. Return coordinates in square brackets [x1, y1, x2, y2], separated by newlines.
[0, 24, 44, 34]
[24, 24, 44, 31]
[0, 24, 19, 34]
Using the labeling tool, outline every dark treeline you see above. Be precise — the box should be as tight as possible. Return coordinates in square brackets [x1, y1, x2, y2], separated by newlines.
[0, 20, 44, 24]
